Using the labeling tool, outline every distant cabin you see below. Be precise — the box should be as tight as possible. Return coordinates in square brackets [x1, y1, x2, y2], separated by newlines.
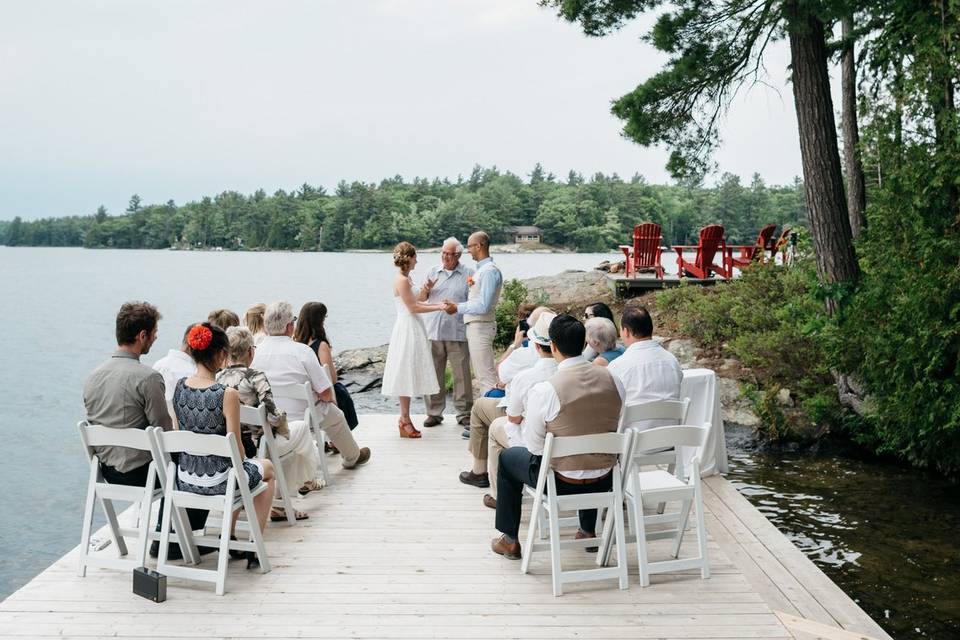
[505, 225, 542, 244]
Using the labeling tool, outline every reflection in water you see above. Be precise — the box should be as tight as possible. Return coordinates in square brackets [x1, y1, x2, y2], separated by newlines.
[726, 427, 960, 639]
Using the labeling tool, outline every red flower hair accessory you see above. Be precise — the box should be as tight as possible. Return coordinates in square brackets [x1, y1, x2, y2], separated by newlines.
[187, 324, 213, 350]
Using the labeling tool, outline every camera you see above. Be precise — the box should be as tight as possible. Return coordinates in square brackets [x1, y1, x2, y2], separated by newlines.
[518, 318, 530, 332]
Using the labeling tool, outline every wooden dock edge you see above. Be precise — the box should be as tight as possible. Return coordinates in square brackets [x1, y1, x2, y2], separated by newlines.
[703, 476, 892, 640]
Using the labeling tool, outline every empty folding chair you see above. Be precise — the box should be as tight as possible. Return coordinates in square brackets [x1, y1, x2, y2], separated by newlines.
[520, 431, 632, 596]
[148, 427, 271, 595]
[599, 423, 710, 587]
[272, 380, 331, 486]
[620, 398, 690, 514]
[242, 404, 298, 525]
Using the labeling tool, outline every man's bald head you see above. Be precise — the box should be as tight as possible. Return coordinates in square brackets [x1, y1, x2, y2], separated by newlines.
[466, 231, 491, 261]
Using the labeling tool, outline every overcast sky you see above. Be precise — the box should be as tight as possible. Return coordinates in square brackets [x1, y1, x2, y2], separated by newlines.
[0, 1, 803, 221]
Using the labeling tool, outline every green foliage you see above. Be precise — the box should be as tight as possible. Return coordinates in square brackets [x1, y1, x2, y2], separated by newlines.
[495, 279, 529, 349]
[0, 167, 807, 251]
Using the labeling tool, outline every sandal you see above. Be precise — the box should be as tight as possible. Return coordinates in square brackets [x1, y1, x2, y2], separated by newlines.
[298, 479, 323, 496]
[324, 441, 339, 455]
[271, 507, 309, 522]
[398, 417, 421, 439]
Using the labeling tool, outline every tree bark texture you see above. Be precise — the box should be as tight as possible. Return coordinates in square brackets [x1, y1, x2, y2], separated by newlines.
[786, 0, 860, 287]
[841, 14, 867, 238]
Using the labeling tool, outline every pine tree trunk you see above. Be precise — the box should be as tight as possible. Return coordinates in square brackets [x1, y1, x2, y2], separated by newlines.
[841, 14, 867, 238]
[786, 0, 860, 289]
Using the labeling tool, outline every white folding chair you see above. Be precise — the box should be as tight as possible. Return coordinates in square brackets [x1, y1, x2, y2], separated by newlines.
[241, 404, 297, 525]
[77, 422, 161, 576]
[520, 431, 632, 596]
[272, 381, 331, 486]
[599, 424, 710, 586]
[148, 427, 271, 595]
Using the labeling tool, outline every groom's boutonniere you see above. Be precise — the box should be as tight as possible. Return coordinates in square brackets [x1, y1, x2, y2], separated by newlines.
[466, 275, 475, 287]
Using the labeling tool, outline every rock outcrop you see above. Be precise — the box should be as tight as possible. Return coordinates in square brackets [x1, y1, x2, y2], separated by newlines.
[522, 269, 611, 310]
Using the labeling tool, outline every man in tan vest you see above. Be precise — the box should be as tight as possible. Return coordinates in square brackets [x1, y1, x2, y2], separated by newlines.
[491, 314, 625, 560]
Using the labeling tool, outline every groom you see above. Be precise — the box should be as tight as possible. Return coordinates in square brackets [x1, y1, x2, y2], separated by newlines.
[443, 231, 503, 417]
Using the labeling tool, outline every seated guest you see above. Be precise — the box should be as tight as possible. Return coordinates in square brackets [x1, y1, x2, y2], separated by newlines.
[294, 302, 359, 432]
[582, 301, 617, 361]
[253, 301, 370, 481]
[586, 317, 624, 366]
[606, 306, 683, 430]
[208, 308, 240, 330]
[492, 314, 625, 559]
[153, 324, 198, 404]
[496, 305, 555, 387]
[217, 327, 315, 520]
[482, 312, 559, 509]
[83, 301, 208, 558]
[244, 303, 268, 345]
[173, 323, 276, 569]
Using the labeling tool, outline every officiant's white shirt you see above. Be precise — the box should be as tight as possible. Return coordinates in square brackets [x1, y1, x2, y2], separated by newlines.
[252, 335, 333, 419]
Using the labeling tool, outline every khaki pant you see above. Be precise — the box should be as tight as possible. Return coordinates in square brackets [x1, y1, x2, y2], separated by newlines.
[425, 340, 473, 421]
[488, 417, 512, 499]
[468, 396, 506, 460]
[316, 404, 362, 467]
[465, 321, 498, 393]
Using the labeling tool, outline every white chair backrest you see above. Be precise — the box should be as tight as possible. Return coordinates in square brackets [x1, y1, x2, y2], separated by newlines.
[239, 404, 268, 427]
[151, 428, 242, 462]
[547, 432, 631, 460]
[78, 421, 154, 456]
[271, 381, 315, 422]
[631, 424, 708, 454]
[621, 398, 690, 428]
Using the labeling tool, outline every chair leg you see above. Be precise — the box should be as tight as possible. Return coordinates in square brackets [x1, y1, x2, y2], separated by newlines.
[521, 493, 543, 575]
[613, 496, 629, 590]
[547, 500, 563, 597]
[156, 485, 175, 573]
[695, 485, 710, 579]
[215, 484, 235, 596]
[99, 497, 128, 557]
[316, 429, 331, 486]
[133, 469, 156, 569]
[242, 488, 271, 575]
[77, 462, 99, 577]
[270, 443, 297, 525]
[632, 491, 650, 587]
[672, 499, 693, 558]
[170, 505, 200, 565]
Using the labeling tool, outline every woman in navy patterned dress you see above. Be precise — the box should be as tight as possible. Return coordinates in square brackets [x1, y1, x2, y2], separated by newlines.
[173, 322, 276, 568]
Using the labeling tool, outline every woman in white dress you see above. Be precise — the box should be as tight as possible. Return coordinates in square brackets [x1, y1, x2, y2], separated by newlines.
[381, 242, 446, 438]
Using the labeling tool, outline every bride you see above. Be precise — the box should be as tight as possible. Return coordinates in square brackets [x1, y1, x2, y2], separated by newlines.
[381, 241, 446, 438]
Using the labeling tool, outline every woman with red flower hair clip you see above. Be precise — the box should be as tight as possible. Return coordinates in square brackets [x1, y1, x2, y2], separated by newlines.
[173, 322, 277, 569]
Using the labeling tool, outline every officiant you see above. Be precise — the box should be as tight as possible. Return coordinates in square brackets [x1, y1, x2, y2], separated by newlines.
[418, 237, 476, 429]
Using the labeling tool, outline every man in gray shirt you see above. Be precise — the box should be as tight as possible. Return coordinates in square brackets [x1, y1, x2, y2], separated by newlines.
[418, 237, 475, 429]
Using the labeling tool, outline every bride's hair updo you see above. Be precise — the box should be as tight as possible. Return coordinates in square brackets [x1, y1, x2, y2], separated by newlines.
[393, 241, 416, 272]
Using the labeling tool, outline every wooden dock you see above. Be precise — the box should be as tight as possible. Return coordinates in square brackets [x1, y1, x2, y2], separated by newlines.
[606, 272, 722, 298]
[0, 415, 890, 639]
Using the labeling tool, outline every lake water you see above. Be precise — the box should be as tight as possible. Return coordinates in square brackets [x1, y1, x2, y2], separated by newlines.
[0, 246, 621, 599]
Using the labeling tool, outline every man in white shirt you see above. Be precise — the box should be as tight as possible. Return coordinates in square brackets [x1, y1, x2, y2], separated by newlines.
[495, 306, 555, 385]
[491, 315, 625, 560]
[252, 301, 370, 471]
[482, 312, 558, 509]
[152, 325, 198, 402]
[606, 306, 683, 430]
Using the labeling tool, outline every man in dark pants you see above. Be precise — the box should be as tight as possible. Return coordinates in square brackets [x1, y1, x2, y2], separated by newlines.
[83, 302, 209, 559]
[491, 314, 625, 559]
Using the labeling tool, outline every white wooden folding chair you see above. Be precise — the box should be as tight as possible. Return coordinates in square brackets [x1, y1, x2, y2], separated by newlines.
[241, 404, 298, 525]
[272, 380, 331, 486]
[598, 423, 710, 586]
[148, 427, 271, 595]
[520, 431, 632, 596]
[77, 422, 161, 576]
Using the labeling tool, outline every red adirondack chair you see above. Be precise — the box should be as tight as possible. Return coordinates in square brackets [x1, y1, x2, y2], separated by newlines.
[618, 222, 665, 278]
[726, 224, 777, 271]
[672, 224, 732, 279]
[770, 226, 792, 263]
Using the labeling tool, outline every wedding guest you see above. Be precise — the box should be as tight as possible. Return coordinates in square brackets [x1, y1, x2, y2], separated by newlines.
[208, 308, 240, 330]
[492, 315, 625, 560]
[443, 231, 502, 394]
[607, 306, 683, 430]
[152, 324, 198, 403]
[497, 306, 554, 386]
[217, 326, 313, 521]
[294, 302, 359, 432]
[244, 303, 267, 345]
[83, 302, 208, 558]
[586, 317, 624, 366]
[417, 237, 475, 429]
[173, 323, 276, 569]
[381, 242, 447, 438]
[481, 311, 559, 509]
[582, 302, 617, 361]
[254, 301, 370, 470]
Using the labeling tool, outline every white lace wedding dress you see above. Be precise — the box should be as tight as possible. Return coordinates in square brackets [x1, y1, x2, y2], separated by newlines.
[381, 295, 440, 397]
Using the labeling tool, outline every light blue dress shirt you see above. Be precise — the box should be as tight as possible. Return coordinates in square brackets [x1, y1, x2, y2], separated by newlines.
[457, 257, 503, 317]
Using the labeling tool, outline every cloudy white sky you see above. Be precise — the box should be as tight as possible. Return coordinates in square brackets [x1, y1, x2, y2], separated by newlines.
[0, 1, 803, 221]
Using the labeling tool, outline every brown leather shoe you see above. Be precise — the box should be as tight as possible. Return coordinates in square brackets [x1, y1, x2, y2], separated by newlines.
[483, 494, 496, 509]
[576, 529, 599, 553]
[344, 447, 371, 469]
[457, 416, 471, 426]
[491, 534, 521, 560]
[423, 415, 443, 428]
[459, 470, 489, 488]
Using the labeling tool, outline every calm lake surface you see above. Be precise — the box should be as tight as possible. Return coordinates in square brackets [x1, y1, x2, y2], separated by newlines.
[0, 247, 956, 639]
